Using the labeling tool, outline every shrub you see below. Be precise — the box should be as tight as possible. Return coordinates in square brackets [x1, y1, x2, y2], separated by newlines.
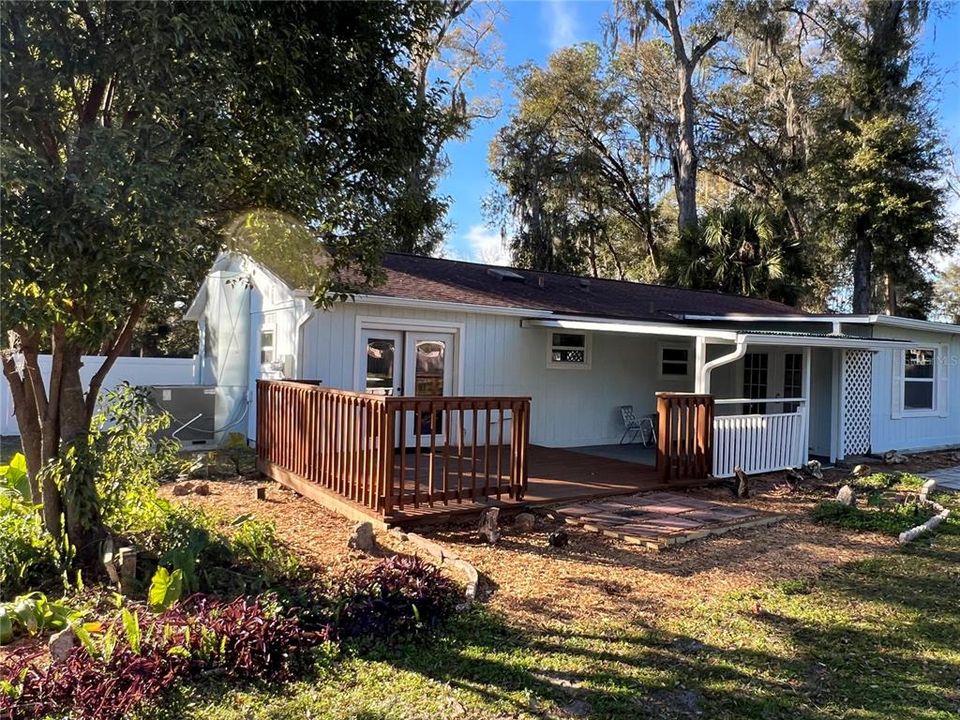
[327, 555, 460, 642]
[90, 384, 187, 536]
[812, 500, 934, 536]
[0, 454, 58, 600]
[0, 595, 309, 720]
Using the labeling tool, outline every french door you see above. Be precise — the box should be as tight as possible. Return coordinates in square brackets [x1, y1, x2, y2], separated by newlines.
[358, 328, 455, 445]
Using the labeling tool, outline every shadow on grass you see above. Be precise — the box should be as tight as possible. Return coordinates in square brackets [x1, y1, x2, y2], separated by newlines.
[364, 531, 960, 720]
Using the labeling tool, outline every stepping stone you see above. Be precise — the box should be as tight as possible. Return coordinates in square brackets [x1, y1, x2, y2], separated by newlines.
[642, 516, 706, 531]
[558, 505, 594, 517]
[580, 513, 630, 525]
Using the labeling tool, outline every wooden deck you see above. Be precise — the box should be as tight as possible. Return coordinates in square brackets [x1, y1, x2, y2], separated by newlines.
[256, 381, 716, 529]
[377, 444, 700, 528]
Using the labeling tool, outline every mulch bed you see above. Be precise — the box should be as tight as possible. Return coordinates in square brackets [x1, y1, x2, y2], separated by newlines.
[157, 452, 955, 630]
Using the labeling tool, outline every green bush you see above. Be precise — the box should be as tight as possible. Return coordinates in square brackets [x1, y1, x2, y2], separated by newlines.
[812, 500, 934, 536]
[0, 453, 58, 600]
[91, 384, 188, 535]
[852, 471, 926, 492]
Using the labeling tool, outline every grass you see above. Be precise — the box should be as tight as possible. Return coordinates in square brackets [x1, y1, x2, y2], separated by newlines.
[811, 498, 936, 535]
[138, 494, 960, 720]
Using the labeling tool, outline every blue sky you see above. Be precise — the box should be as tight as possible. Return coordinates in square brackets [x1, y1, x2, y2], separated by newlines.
[437, 0, 960, 265]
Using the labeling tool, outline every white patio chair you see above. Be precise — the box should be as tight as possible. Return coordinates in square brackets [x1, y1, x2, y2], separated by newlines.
[618, 405, 656, 446]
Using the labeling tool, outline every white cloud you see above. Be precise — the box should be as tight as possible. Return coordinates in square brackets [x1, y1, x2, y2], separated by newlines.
[465, 224, 511, 266]
[541, 0, 578, 50]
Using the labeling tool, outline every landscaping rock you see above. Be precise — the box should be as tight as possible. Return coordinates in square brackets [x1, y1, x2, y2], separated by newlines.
[193, 482, 210, 496]
[851, 464, 872, 478]
[920, 478, 937, 501]
[348, 521, 375, 551]
[561, 699, 592, 717]
[172, 482, 194, 496]
[548, 528, 569, 548]
[804, 460, 823, 480]
[883, 450, 908, 465]
[836, 485, 856, 506]
[513, 512, 536, 533]
[48, 626, 76, 663]
[118, 546, 138, 596]
[478, 507, 500, 544]
[734, 467, 750, 498]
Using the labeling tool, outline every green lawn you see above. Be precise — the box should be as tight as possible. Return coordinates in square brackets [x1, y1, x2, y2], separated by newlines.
[144, 496, 960, 720]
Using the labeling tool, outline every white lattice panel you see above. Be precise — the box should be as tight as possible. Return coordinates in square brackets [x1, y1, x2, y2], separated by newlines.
[841, 350, 872, 457]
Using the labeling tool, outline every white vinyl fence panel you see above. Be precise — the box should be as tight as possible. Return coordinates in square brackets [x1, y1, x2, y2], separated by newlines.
[712, 400, 807, 478]
[0, 355, 196, 436]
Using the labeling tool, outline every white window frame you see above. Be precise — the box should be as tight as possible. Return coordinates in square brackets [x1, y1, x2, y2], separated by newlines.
[259, 325, 276, 367]
[900, 346, 939, 417]
[547, 330, 591, 370]
[658, 342, 691, 379]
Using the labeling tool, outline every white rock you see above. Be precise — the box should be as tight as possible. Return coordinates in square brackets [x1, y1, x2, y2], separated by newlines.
[920, 479, 937, 501]
[48, 626, 76, 662]
[836, 485, 856, 506]
[347, 521, 375, 551]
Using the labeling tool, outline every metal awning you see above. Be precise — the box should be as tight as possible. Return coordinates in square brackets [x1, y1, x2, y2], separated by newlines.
[522, 318, 910, 349]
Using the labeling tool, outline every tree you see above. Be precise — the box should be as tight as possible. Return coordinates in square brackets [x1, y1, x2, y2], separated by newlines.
[613, 0, 735, 240]
[812, 0, 950, 315]
[389, 0, 505, 255]
[488, 43, 668, 278]
[933, 260, 960, 323]
[1, 1, 449, 564]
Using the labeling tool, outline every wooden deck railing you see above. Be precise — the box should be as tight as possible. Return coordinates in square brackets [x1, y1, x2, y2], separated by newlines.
[656, 392, 715, 482]
[256, 380, 531, 516]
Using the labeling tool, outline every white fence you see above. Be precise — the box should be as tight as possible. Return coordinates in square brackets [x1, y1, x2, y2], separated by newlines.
[0, 355, 197, 436]
[712, 398, 807, 478]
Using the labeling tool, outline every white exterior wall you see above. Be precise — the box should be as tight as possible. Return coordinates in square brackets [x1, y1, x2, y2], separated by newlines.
[0, 356, 196, 436]
[870, 326, 960, 453]
[300, 301, 695, 447]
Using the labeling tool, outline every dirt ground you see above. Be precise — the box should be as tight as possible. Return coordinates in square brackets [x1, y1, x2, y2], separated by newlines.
[159, 450, 960, 630]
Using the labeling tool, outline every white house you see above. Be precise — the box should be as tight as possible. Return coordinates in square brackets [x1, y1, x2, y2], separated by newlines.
[185, 251, 960, 482]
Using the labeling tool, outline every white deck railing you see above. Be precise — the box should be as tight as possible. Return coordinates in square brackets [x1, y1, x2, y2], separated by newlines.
[712, 398, 807, 478]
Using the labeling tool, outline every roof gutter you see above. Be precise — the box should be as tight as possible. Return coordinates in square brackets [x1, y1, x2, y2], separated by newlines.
[681, 313, 960, 335]
[522, 318, 739, 342]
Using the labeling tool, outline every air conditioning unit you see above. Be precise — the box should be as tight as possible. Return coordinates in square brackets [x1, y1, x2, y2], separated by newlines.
[147, 385, 217, 448]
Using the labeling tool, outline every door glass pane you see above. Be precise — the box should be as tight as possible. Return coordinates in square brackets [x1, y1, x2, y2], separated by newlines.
[415, 340, 446, 434]
[365, 338, 395, 393]
[743, 353, 769, 414]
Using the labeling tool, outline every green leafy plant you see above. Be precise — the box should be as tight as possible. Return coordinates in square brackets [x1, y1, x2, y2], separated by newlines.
[148, 568, 183, 613]
[0, 452, 31, 505]
[0, 592, 82, 645]
[812, 500, 934, 536]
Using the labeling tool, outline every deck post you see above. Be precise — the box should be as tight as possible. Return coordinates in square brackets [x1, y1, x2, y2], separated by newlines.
[656, 392, 715, 483]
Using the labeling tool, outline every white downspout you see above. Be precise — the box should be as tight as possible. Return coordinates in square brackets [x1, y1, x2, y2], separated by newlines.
[697, 337, 748, 394]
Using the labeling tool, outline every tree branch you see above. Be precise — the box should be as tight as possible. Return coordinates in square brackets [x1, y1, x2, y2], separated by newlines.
[84, 300, 147, 420]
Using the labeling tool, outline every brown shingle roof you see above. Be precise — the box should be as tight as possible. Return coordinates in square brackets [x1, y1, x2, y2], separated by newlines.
[369, 253, 803, 322]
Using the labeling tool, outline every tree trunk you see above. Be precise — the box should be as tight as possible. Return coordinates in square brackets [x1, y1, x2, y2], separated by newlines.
[57, 347, 107, 569]
[852, 220, 873, 314]
[883, 273, 897, 315]
[675, 62, 699, 240]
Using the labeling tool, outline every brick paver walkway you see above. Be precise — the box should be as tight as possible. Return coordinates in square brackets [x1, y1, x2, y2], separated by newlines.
[558, 492, 784, 551]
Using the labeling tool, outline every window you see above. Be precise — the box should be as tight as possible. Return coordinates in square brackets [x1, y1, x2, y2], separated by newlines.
[783, 353, 802, 413]
[743, 352, 769, 414]
[659, 345, 690, 377]
[903, 347, 936, 412]
[259, 328, 276, 366]
[548, 331, 591, 369]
